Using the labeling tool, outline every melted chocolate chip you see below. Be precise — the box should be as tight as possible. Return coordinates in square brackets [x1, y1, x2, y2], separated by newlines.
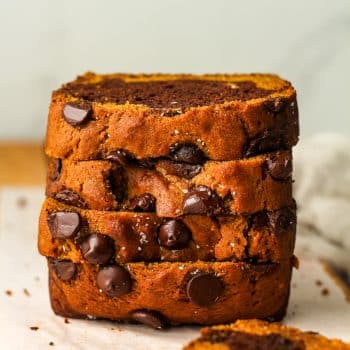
[53, 190, 87, 208]
[48, 211, 81, 239]
[50, 158, 62, 181]
[268, 208, 296, 234]
[183, 186, 221, 215]
[107, 165, 126, 202]
[158, 219, 192, 249]
[244, 130, 285, 158]
[128, 193, 156, 212]
[50, 259, 77, 281]
[106, 149, 156, 169]
[162, 161, 202, 179]
[186, 272, 223, 306]
[170, 143, 206, 164]
[264, 97, 288, 113]
[201, 330, 305, 350]
[106, 149, 133, 167]
[97, 265, 132, 297]
[266, 153, 292, 181]
[62, 101, 92, 126]
[130, 309, 168, 330]
[80, 233, 115, 265]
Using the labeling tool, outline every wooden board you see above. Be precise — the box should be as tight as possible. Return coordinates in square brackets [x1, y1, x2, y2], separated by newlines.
[0, 143, 46, 185]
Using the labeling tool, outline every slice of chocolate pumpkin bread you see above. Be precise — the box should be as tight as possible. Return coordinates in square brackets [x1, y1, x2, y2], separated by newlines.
[45, 73, 298, 161]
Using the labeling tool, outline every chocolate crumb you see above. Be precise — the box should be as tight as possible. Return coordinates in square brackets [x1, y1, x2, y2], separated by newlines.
[23, 288, 30, 297]
[5, 290, 12, 296]
[30, 326, 39, 331]
[321, 288, 329, 296]
[49, 341, 55, 346]
[64, 318, 70, 324]
[315, 280, 323, 286]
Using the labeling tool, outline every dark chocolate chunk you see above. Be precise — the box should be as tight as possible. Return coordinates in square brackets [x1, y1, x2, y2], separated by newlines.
[158, 219, 192, 249]
[170, 143, 206, 164]
[201, 329, 305, 350]
[50, 158, 62, 181]
[263, 97, 288, 114]
[106, 149, 132, 167]
[51, 259, 77, 281]
[62, 102, 92, 126]
[244, 130, 285, 158]
[107, 165, 126, 202]
[186, 272, 223, 306]
[97, 265, 132, 297]
[130, 309, 168, 330]
[268, 208, 296, 234]
[266, 153, 292, 181]
[47, 212, 81, 239]
[183, 186, 221, 215]
[80, 233, 115, 265]
[106, 149, 156, 169]
[128, 193, 156, 212]
[53, 189, 87, 208]
[162, 161, 202, 179]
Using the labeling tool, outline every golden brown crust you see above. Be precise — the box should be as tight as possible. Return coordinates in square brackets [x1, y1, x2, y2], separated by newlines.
[38, 198, 296, 263]
[48, 259, 292, 325]
[45, 73, 299, 161]
[46, 151, 293, 216]
[184, 319, 350, 349]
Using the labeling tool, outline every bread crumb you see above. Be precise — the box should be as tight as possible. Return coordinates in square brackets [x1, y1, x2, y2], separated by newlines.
[64, 318, 70, 324]
[23, 288, 30, 297]
[321, 288, 330, 296]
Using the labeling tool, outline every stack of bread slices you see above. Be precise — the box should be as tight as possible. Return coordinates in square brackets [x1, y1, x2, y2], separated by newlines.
[38, 73, 299, 329]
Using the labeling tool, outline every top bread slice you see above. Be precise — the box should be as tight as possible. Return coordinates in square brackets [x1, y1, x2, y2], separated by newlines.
[45, 73, 299, 161]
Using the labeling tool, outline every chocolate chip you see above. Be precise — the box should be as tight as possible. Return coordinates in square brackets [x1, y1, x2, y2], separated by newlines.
[266, 153, 292, 181]
[267, 208, 296, 234]
[186, 272, 224, 307]
[162, 161, 202, 179]
[244, 130, 284, 157]
[170, 143, 206, 164]
[128, 193, 156, 212]
[48, 211, 81, 239]
[107, 165, 126, 202]
[263, 97, 288, 113]
[106, 149, 156, 169]
[158, 219, 192, 249]
[80, 233, 115, 265]
[50, 158, 62, 181]
[183, 186, 221, 215]
[97, 265, 132, 297]
[106, 149, 132, 167]
[62, 102, 92, 126]
[130, 309, 168, 330]
[51, 259, 77, 281]
[53, 190, 87, 208]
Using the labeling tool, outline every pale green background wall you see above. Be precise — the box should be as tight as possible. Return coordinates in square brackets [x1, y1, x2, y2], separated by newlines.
[0, 0, 349, 139]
